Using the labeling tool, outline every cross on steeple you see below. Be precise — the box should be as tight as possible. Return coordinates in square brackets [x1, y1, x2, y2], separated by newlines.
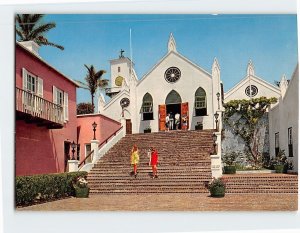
[119, 49, 125, 58]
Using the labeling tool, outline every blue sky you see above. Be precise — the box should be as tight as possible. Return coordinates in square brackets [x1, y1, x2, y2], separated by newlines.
[38, 14, 298, 104]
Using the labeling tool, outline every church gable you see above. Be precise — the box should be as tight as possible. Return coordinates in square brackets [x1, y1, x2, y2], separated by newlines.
[137, 51, 211, 87]
[224, 75, 281, 102]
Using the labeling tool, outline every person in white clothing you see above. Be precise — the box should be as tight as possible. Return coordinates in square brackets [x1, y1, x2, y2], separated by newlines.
[165, 114, 170, 131]
[175, 112, 180, 130]
[169, 112, 174, 130]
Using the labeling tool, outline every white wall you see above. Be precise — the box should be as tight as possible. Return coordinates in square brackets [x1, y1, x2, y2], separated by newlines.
[269, 66, 298, 172]
[136, 52, 215, 133]
[101, 90, 131, 122]
[225, 75, 281, 102]
[110, 58, 131, 89]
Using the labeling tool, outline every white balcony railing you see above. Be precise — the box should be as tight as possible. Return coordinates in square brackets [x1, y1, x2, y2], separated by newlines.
[16, 87, 64, 125]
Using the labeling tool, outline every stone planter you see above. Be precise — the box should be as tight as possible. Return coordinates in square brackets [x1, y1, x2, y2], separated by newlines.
[144, 129, 151, 133]
[74, 186, 90, 198]
[195, 124, 203, 130]
[274, 164, 288, 174]
[210, 186, 225, 198]
[223, 165, 236, 174]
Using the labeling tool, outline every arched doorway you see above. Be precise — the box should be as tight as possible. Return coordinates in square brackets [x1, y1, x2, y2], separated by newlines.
[165, 90, 182, 130]
[158, 90, 189, 131]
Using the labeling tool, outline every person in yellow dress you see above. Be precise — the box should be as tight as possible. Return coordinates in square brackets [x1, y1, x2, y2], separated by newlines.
[130, 144, 140, 178]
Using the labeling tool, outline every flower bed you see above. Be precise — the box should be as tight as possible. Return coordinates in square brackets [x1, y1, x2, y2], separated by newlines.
[16, 171, 88, 206]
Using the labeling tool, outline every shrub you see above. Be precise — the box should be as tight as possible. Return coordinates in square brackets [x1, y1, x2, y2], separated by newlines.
[15, 171, 88, 206]
[266, 149, 293, 171]
[223, 165, 236, 174]
[208, 177, 227, 197]
[222, 151, 240, 166]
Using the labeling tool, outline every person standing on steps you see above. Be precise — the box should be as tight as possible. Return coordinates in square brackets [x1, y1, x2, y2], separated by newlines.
[169, 112, 174, 130]
[175, 112, 180, 130]
[130, 144, 140, 178]
[165, 113, 170, 131]
[182, 114, 188, 130]
[149, 147, 159, 178]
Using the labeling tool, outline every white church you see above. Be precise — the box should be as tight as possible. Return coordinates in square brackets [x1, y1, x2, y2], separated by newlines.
[97, 33, 298, 172]
[99, 33, 222, 134]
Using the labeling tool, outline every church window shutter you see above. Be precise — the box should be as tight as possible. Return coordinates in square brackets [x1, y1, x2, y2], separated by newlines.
[181, 102, 189, 130]
[159, 105, 166, 131]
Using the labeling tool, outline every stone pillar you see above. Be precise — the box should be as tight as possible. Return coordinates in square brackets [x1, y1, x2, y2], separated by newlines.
[68, 160, 79, 172]
[210, 131, 222, 178]
[91, 139, 99, 164]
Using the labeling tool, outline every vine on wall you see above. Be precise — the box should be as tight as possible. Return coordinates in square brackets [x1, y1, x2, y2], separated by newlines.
[223, 97, 277, 166]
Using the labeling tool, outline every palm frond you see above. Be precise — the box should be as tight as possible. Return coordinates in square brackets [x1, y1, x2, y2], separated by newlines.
[74, 80, 89, 90]
[29, 23, 56, 39]
[35, 37, 64, 50]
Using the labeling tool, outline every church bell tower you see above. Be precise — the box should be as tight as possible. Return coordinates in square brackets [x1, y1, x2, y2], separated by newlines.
[105, 49, 133, 98]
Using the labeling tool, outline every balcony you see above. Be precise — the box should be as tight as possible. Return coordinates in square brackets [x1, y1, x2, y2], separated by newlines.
[105, 87, 121, 97]
[16, 87, 64, 129]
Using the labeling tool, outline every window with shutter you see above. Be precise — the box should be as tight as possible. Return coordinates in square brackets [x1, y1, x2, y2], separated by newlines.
[64, 92, 69, 121]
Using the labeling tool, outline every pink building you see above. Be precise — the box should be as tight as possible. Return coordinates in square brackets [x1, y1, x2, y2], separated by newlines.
[77, 114, 121, 164]
[15, 41, 79, 176]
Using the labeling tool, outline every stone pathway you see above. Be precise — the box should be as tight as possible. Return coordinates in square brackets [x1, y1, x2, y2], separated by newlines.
[17, 193, 297, 211]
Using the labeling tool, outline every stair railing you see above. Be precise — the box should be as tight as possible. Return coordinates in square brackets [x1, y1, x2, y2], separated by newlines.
[78, 126, 125, 172]
[78, 150, 94, 169]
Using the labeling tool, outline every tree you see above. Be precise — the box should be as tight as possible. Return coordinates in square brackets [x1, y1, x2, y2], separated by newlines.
[16, 14, 64, 50]
[76, 65, 108, 112]
[223, 97, 277, 166]
[77, 102, 94, 115]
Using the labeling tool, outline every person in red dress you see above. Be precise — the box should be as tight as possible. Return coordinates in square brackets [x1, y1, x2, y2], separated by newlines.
[149, 147, 159, 178]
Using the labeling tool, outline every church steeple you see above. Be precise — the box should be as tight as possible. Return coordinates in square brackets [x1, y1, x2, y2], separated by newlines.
[168, 33, 177, 53]
[247, 60, 255, 76]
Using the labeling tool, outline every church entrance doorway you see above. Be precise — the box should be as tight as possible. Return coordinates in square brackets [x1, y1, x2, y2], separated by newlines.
[166, 103, 181, 130]
[159, 103, 189, 131]
[159, 90, 189, 131]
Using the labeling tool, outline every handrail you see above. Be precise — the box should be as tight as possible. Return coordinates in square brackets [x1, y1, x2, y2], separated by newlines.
[98, 126, 123, 149]
[78, 149, 94, 168]
[78, 126, 123, 169]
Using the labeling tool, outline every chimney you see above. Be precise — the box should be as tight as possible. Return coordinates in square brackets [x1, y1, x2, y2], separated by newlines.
[19, 41, 40, 56]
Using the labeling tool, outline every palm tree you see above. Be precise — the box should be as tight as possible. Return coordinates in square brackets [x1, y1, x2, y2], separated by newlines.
[16, 14, 64, 50]
[76, 65, 108, 112]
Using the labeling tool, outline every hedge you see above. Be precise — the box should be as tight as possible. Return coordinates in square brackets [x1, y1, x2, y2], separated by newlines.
[16, 171, 88, 206]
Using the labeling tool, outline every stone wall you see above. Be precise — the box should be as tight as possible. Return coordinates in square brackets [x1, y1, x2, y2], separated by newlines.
[221, 113, 270, 165]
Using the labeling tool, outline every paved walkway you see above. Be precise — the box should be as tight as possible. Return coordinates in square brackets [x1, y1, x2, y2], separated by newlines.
[18, 193, 298, 211]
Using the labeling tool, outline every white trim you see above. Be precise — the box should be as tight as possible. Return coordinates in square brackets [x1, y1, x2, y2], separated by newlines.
[137, 51, 211, 87]
[63, 92, 69, 121]
[17, 42, 79, 87]
[225, 74, 280, 100]
[102, 89, 130, 111]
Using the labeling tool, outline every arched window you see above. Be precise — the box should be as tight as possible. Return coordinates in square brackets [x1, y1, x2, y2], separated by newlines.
[165, 90, 182, 104]
[195, 87, 207, 116]
[141, 93, 153, 120]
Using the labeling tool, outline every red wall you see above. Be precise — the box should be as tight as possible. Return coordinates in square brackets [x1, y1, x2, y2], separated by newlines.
[77, 114, 121, 162]
[15, 44, 77, 176]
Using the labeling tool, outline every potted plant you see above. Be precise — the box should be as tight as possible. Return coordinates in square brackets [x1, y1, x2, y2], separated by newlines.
[207, 177, 226, 197]
[73, 176, 90, 198]
[144, 126, 151, 133]
[271, 149, 293, 173]
[195, 122, 203, 130]
[222, 151, 239, 174]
